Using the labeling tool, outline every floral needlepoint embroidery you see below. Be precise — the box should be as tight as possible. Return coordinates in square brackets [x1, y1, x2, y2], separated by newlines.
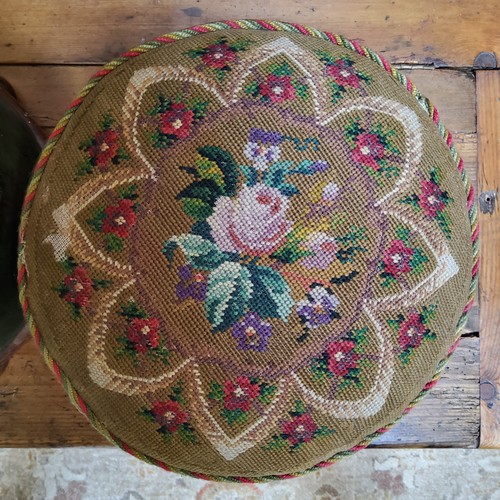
[142, 385, 196, 443]
[317, 51, 371, 103]
[311, 327, 371, 391]
[175, 264, 208, 302]
[208, 376, 277, 426]
[87, 185, 139, 252]
[185, 37, 253, 80]
[232, 312, 273, 352]
[76, 114, 129, 177]
[296, 285, 341, 329]
[244, 128, 283, 171]
[245, 62, 308, 103]
[264, 401, 334, 452]
[379, 226, 429, 288]
[400, 167, 454, 238]
[55, 257, 110, 318]
[346, 120, 401, 179]
[149, 96, 209, 149]
[117, 301, 169, 365]
[387, 306, 437, 364]
[300, 232, 339, 269]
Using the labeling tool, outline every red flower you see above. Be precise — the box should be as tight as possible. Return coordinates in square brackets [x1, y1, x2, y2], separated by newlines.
[418, 180, 446, 218]
[201, 43, 236, 69]
[398, 313, 426, 350]
[151, 400, 189, 433]
[102, 199, 137, 238]
[127, 317, 160, 353]
[383, 239, 414, 277]
[327, 340, 360, 377]
[259, 75, 296, 103]
[351, 132, 385, 170]
[87, 130, 119, 168]
[282, 414, 318, 446]
[326, 60, 361, 88]
[160, 103, 194, 139]
[62, 266, 93, 308]
[223, 376, 260, 412]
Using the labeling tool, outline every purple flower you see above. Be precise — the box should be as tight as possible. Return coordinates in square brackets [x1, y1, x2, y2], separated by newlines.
[296, 285, 340, 329]
[175, 264, 207, 302]
[244, 128, 283, 171]
[232, 312, 272, 351]
[311, 160, 329, 173]
[322, 182, 340, 202]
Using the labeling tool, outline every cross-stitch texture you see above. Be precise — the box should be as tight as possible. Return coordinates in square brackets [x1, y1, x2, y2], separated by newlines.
[18, 21, 478, 481]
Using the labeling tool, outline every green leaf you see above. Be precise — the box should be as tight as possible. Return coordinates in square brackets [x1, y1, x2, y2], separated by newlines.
[239, 165, 258, 186]
[87, 207, 106, 232]
[198, 146, 239, 196]
[193, 155, 225, 188]
[177, 179, 222, 206]
[222, 408, 248, 426]
[205, 262, 253, 332]
[315, 426, 335, 437]
[181, 198, 213, 221]
[395, 226, 411, 242]
[248, 265, 294, 321]
[208, 381, 225, 402]
[105, 233, 124, 252]
[163, 234, 226, 271]
[258, 384, 277, 405]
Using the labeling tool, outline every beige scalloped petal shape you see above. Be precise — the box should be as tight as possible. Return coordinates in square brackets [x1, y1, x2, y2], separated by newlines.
[87, 280, 192, 395]
[43, 172, 149, 278]
[189, 367, 292, 461]
[228, 36, 330, 120]
[121, 65, 229, 181]
[293, 305, 394, 419]
[365, 206, 459, 312]
[321, 96, 423, 206]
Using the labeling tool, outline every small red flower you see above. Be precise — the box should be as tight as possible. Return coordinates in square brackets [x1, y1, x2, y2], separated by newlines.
[351, 132, 385, 170]
[201, 43, 236, 69]
[327, 340, 360, 377]
[86, 130, 119, 168]
[62, 266, 93, 308]
[383, 239, 414, 277]
[151, 400, 189, 433]
[223, 376, 260, 412]
[282, 414, 318, 446]
[326, 60, 361, 88]
[160, 103, 195, 139]
[127, 317, 160, 353]
[398, 313, 426, 350]
[102, 199, 137, 238]
[259, 75, 296, 103]
[418, 180, 446, 218]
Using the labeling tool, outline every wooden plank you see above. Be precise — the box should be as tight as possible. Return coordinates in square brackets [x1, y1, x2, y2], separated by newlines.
[372, 337, 480, 448]
[0, 0, 498, 67]
[477, 70, 500, 448]
[0, 336, 479, 447]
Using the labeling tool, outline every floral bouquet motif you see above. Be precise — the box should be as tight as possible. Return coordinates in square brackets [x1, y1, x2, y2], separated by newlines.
[163, 127, 366, 342]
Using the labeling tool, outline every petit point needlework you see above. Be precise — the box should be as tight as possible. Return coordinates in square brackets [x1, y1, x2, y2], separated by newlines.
[18, 20, 478, 482]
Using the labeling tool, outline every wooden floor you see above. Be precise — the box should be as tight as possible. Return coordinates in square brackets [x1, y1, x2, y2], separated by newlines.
[0, 0, 498, 450]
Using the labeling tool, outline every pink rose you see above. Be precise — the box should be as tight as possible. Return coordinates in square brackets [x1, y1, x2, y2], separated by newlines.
[208, 184, 292, 257]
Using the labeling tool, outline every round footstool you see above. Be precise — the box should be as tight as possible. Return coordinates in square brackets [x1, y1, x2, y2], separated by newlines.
[18, 20, 478, 481]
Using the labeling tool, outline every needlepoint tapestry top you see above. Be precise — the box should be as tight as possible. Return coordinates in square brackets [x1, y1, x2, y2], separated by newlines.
[21, 28, 474, 479]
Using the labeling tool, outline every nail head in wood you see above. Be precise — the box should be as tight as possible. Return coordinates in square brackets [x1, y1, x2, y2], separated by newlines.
[479, 190, 498, 214]
[473, 52, 498, 69]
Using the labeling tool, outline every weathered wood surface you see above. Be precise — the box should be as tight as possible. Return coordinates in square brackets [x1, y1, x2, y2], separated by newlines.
[477, 70, 500, 448]
[0, 336, 479, 447]
[0, 0, 498, 67]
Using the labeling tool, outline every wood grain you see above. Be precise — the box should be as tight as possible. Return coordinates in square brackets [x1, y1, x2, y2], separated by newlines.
[0, 0, 498, 67]
[0, 337, 479, 447]
[477, 70, 500, 448]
